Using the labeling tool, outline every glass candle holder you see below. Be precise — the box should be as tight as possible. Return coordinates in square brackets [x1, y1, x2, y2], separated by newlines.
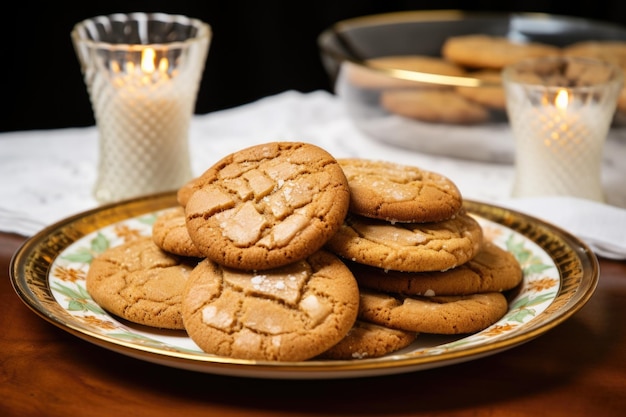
[72, 13, 211, 203]
[502, 56, 623, 202]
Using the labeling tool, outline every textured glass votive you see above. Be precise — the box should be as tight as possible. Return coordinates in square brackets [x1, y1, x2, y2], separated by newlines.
[72, 13, 211, 203]
[503, 56, 623, 202]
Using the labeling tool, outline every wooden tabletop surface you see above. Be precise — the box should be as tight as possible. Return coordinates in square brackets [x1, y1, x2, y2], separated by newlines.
[2, 230, 625, 417]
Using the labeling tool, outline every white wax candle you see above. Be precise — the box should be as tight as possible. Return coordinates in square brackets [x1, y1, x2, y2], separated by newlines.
[92, 48, 193, 202]
[512, 88, 609, 201]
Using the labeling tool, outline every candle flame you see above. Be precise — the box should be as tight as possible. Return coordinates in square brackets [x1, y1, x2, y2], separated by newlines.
[555, 89, 569, 110]
[141, 48, 156, 73]
[158, 57, 169, 73]
[110, 47, 170, 87]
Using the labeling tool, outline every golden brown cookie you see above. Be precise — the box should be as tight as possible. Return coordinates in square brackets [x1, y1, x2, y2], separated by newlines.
[181, 250, 360, 361]
[184, 142, 350, 270]
[507, 55, 619, 86]
[325, 211, 483, 273]
[317, 320, 417, 360]
[177, 175, 202, 208]
[350, 241, 522, 296]
[346, 55, 467, 89]
[338, 158, 462, 223]
[152, 207, 204, 258]
[562, 40, 626, 67]
[380, 89, 490, 124]
[358, 288, 508, 334]
[86, 237, 196, 330]
[456, 70, 506, 110]
[442, 34, 560, 69]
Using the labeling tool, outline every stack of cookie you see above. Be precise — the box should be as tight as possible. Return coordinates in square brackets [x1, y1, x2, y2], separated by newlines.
[348, 35, 626, 125]
[89, 142, 363, 362]
[347, 34, 563, 125]
[325, 158, 522, 338]
[86, 141, 522, 362]
[86, 236, 197, 331]
[346, 55, 496, 125]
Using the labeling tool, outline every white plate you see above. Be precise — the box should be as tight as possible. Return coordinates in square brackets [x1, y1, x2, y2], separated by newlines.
[10, 192, 598, 379]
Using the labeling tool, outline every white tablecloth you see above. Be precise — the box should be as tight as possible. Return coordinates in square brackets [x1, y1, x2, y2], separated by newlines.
[2, 90, 626, 258]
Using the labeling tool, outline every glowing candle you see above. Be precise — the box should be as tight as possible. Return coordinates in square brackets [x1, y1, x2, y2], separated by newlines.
[72, 13, 211, 203]
[88, 46, 196, 202]
[503, 57, 623, 202]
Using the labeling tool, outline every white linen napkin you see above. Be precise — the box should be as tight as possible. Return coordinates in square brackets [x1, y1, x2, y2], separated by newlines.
[497, 196, 626, 260]
[1, 90, 626, 260]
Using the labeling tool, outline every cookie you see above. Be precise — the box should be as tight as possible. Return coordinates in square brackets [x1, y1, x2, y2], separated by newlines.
[177, 175, 202, 207]
[350, 241, 522, 296]
[442, 34, 560, 69]
[338, 158, 462, 223]
[325, 210, 483, 272]
[456, 70, 506, 110]
[181, 250, 360, 361]
[562, 40, 626, 67]
[184, 142, 350, 270]
[86, 237, 196, 330]
[507, 55, 618, 86]
[317, 320, 417, 360]
[358, 288, 508, 334]
[346, 55, 467, 89]
[380, 89, 490, 124]
[152, 207, 204, 258]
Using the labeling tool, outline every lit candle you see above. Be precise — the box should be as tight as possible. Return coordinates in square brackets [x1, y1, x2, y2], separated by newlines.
[91, 46, 195, 203]
[503, 56, 623, 202]
[72, 13, 211, 204]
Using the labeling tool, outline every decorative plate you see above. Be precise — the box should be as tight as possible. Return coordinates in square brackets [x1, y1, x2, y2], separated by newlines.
[10, 192, 598, 379]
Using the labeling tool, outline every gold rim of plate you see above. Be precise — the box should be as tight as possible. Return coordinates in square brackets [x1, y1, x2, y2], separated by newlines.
[9, 192, 599, 379]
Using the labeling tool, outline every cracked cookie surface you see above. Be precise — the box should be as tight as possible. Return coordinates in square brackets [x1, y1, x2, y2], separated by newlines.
[184, 142, 350, 270]
[181, 250, 359, 361]
[317, 320, 417, 360]
[86, 237, 196, 329]
[152, 207, 204, 258]
[325, 210, 483, 272]
[338, 158, 463, 222]
[350, 241, 522, 296]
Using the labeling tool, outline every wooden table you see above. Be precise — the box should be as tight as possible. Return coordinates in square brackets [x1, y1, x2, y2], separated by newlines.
[1, 230, 625, 417]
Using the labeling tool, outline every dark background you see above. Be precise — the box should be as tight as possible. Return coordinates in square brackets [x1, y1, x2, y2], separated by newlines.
[3, 0, 626, 132]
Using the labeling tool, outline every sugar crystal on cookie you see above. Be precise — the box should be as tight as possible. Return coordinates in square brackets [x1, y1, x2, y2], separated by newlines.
[224, 267, 307, 304]
[215, 202, 267, 246]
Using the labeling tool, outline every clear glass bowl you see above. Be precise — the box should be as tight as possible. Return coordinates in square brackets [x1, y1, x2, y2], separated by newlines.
[318, 10, 626, 162]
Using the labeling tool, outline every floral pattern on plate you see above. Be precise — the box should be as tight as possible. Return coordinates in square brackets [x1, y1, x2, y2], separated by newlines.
[47, 211, 559, 358]
[11, 194, 596, 378]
